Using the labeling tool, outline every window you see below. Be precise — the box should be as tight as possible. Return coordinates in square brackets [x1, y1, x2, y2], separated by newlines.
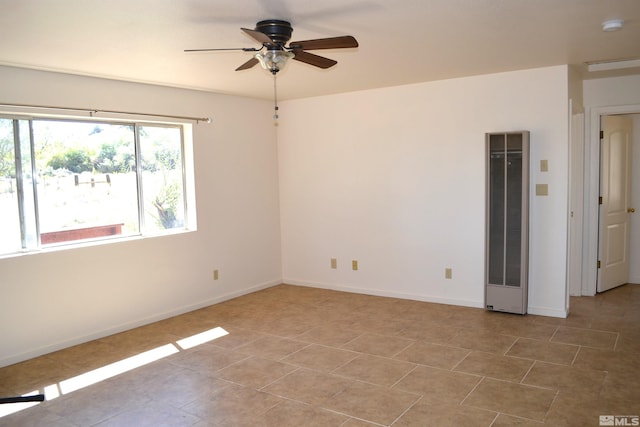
[0, 116, 190, 255]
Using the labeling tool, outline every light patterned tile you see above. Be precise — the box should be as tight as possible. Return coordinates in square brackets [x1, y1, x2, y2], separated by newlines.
[332, 354, 415, 386]
[182, 382, 282, 423]
[234, 336, 308, 360]
[323, 381, 420, 425]
[0, 404, 76, 427]
[397, 320, 461, 344]
[522, 361, 606, 395]
[462, 378, 556, 421]
[2, 284, 640, 427]
[544, 390, 639, 427]
[340, 419, 380, 427]
[93, 401, 199, 426]
[491, 321, 558, 341]
[280, 344, 358, 372]
[47, 380, 153, 426]
[551, 326, 617, 349]
[447, 329, 517, 354]
[393, 401, 497, 427]
[505, 338, 578, 365]
[294, 325, 362, 347]
[341, 332, 414, 357]
[491, 414, 544, 426]
[168, 346, 249, 376]
[213, 357, 297, 388]
[393, 365, 481, 404]
[572, 346, 640, 375]
[598, 371, 640, 407]
[394, 341, 470, 369]
[454, 351, 533, 382]
[262, 368, 353, 406]
[206, 326, 266, 350]
[259, 399, 349, 426]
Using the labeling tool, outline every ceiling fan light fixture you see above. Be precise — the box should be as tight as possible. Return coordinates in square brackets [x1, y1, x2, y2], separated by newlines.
[255, 50, 295, 74]
[185, 19, 358, 120]
[602, 19, 624, 32]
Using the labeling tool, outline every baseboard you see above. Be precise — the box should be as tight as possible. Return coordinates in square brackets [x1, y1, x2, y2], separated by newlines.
[0, 278, 281, 368]
[527, 305, 568, 318]
[283, 278, 484, 309]
[285, 279, 570, 318]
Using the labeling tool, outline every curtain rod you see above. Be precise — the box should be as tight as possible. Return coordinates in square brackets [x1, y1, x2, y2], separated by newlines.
[0, 102, 211, 124]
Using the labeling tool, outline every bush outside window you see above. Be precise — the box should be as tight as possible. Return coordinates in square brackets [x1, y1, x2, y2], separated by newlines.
[0, 116, 188, 255]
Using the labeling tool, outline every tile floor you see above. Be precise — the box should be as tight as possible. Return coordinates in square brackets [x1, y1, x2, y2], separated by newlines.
[1, 283, 639, 426]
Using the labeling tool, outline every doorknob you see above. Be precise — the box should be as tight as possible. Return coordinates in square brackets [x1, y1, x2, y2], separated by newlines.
[629, 208, 636, 213]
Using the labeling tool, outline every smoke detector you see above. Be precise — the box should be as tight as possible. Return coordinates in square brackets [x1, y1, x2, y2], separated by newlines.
[602, 19, 624, 32]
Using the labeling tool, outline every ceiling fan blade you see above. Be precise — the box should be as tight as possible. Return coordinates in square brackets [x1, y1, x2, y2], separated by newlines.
[241, 27, 272, 45]
[235, 57, 260, 71]
[289, 35, 358, 51]
[184, 47, 260, 52]
[291, 50, 337, 69]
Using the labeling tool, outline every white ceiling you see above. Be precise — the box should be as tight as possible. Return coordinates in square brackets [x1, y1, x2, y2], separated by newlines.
[0, 0, 639, 100]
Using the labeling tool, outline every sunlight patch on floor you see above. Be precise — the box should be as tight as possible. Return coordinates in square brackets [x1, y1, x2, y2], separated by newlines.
[176, 326, 229, 350]
[59, 343, 180, 394]
[0, 391, 42, 418]
[0, 326, 229, 419]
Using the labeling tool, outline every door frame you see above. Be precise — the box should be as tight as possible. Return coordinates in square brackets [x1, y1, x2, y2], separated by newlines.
[583, 104, 640, 295]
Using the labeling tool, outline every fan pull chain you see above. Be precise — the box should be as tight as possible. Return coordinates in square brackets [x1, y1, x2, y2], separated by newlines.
[273, 72, 279, 121]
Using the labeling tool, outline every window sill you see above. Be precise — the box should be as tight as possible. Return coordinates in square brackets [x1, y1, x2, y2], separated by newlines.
[0, 228, 196, 260]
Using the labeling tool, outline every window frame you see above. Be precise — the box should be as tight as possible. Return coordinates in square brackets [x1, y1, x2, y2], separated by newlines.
[0, 113, 194, 257]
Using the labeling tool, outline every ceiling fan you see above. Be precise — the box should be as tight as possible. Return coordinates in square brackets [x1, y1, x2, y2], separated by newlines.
[185, 19, 358, 120]
[185, 19, 359, 75]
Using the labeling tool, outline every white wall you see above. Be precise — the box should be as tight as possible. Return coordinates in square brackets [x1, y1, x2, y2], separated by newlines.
[629, 114, 640, 284]
[582, 75, 640, 294]
[0, 64, 581, 367]
[584, 75, 640, 107]
[278, 66, 570, 317]
[0, 66, 282, 367]
[567, 66, 585, 299]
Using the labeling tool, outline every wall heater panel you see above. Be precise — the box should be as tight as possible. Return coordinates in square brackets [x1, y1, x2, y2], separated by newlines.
[485, 131, 529, 314]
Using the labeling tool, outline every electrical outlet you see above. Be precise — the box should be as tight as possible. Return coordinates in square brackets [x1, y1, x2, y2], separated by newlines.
[213, 269, 219, 280]
[330, 258, 337, 269]
[352, 260, 358, 271]
[445, 268, 452, 279]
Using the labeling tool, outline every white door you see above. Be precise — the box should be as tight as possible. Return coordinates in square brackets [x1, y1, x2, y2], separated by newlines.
[598, 115, 633, 292]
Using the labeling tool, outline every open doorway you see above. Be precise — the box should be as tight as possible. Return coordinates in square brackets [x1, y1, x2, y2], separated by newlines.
[582, 106, 640, 296]
[597, 115, 636, 292]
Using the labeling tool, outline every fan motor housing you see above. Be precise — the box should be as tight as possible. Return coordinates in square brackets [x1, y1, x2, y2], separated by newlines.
[255, 20, 293, 45]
